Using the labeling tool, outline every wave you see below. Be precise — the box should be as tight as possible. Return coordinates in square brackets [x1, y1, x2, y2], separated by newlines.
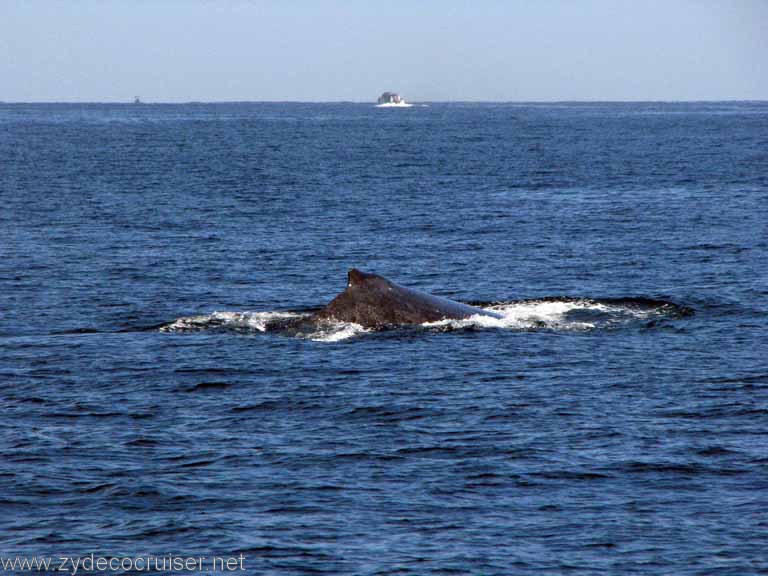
[159, 297, 691, 341]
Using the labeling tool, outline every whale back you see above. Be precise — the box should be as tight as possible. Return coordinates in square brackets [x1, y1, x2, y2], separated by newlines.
[314, 268, 501, 328]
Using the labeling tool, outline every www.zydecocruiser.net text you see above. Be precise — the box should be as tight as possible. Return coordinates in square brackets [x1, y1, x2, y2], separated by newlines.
[0, 554, 246, 573]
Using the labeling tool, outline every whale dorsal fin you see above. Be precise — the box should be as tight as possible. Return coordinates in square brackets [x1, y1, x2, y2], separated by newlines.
[315, 269, 502, 327]
[348, 268, 369, 287]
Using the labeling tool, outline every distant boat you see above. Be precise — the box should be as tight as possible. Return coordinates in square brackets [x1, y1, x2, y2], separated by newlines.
[376, 92, 412, 108]
[133, 96, 142, 104]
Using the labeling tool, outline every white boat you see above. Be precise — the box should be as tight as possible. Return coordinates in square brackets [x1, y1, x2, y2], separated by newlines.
[376, 92, 412, 108]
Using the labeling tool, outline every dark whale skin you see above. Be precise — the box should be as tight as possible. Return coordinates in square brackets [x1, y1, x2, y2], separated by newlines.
[314, 269, 503, 329]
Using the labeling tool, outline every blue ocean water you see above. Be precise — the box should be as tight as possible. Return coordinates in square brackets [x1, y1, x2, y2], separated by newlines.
[1, 101, 767, 575]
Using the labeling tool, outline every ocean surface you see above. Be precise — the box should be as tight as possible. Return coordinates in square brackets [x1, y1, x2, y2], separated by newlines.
[1, 101, 767, 575]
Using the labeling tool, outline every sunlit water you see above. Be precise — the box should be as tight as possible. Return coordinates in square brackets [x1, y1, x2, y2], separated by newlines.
[2, 101, 767, 575]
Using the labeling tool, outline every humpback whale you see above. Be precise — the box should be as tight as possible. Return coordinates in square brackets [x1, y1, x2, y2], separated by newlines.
[313, 269, 503, 329]
[158, 269, 694, 336]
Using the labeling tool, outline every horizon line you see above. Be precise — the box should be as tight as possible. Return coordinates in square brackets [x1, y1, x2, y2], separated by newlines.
[1, 98, 767, 105]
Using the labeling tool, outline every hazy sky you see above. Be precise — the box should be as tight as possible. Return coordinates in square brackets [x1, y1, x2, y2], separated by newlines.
[1, 0, 766, 102]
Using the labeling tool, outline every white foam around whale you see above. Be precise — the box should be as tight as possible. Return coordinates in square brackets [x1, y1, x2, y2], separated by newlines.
[159, 311, 306, 333]
[159, 310, 368, 342]
[160, 299, 664, 341]
[305, 322, 369, 342]
[425, 299, 655, 332]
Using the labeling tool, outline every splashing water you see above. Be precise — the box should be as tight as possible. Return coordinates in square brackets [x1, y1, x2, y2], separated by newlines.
[159, 297, 688, 341]
[159, 311, 307, 333]
[159, 311, 368, 342]
[303, 321, 369, 342]
[435, 298, 663, 332]
[424, 300, 607, 332]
